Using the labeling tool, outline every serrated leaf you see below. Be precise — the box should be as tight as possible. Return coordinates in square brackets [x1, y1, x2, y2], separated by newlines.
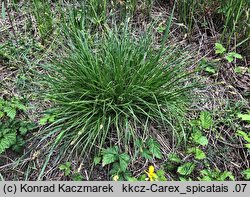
[11, 136, 25, 153]
[177, 162, 196, 176]
[156, 169, 165, 177]
[119, 153, 130, 172]
[135, 139, 143, 148]
[3, 107, 16, 120]
[14, 102, 26, 111]
[0, 131, 17, 154]
[200, 169, 212, 177]
[102, 146, 119, 155]
[225, 55, 234, 62]
[196, 136, 208, 146]
[71, 173, 83, 181]
[39, 115, 50, 125]
[200, 111, 213, 129]
[225, 52, 242, 62]
[242, 169, 250, 180]
[102, 153, 117, 166]
[59, 162, 71, 176]
[215, 43, 226, 54]
[205, 66, 216, 74]
[219, 171, 234, 181]
[64, 168, 70, 176]
[194, 148, 206, 160]
[26, 122, 36, 130]
[93, 156, 102, 165]
[19, 127, 28, 136]
[167, 153, 181, 163]
[102, 147, 118, 167]
[188, 147, 206, 160]
[141, 149, 153, 160]
[147, 138, 162, 159]
[192, 130, 208, 146]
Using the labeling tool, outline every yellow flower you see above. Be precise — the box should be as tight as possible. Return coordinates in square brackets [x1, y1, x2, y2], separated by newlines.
[145, 165, 158, 181]
[113, 175, 119, 181]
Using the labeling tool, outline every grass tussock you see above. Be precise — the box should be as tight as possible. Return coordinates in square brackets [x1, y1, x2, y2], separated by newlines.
[40, 22, 198, 159]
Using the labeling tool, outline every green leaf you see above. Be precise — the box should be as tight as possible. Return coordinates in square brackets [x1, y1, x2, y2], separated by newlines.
[200, 169, 213, 177]
[102, 147, 119, 167]
[167, 153, 181, 163]
[0, 131, 17, 154]
[177, 162, 195, 176]
[199, 176, 212, 181]
[225, 52, 243, 63]
[59, 162, 71, 176]
[188, 148, 206, 160]
[14, 102, 26, 111]
[135, 139, 143, 148]
[3, 107, 16, 120]
[215, 43, 226, 54]
[189, 120, 200, 127]
[102, 153, 117, 166]
[219, 171, 234, 181]
[71, 173, 83, 181]
[242, 169, 250, 180]
[156, 169, 165, 177]
[192, 129, 208, 146]
[237, 113, 250, 123]
[157, 25, 165, 33]
[179, 177, 192, 181]
[39, 116, 48, 125]
[225, 55, 233, 62]
[245, 144, 250, 149]
[126, 177, 138, 181]
[194, 148, 206, 160]
[11, 136, 25, 153]
[156, 169, 167, 181]
[196, 136, 208, 146]
[102, 146, 119, 155]
[205, 66, 216, 74]
[147, 138, 162, 159]
[48, 115, 55, 122]
[119, 153, 130, 172]
[39, 114, 55, 125]
[138, 174, 147, 181]
[236, 130, 250, 143]
[93, 156, 102, 165]
[1, 1, 6, 20]
[26, 122, 36, 130]
[141, 149, 153, 160]
[59, 162, 71, 169]
[19, 127, 28, 136]
[234, 67, 243, 74]
[200, 111, 213, 129]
